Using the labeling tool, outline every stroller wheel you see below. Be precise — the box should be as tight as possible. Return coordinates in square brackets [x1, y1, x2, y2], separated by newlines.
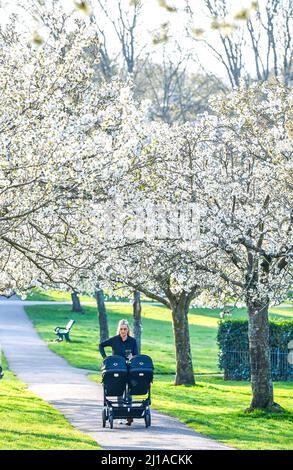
[109, 413, 114, 429]
[144, 409, 151, 428]
[102, 409, 107, 428]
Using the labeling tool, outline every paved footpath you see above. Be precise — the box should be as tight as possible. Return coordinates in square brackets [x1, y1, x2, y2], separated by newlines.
[0, 301, 232, 450]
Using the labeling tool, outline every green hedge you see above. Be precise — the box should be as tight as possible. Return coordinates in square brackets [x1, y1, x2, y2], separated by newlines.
[217, 319, 293, 381]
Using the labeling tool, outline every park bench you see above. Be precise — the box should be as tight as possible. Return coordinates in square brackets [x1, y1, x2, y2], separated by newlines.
[54, 319, 75, 342]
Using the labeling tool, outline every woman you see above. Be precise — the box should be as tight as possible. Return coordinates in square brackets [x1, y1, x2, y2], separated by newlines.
[99, 319, 138, 426]
[99, 319, 138, 360]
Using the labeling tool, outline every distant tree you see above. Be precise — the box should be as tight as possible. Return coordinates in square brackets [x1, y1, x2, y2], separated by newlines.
[95, 0, 143, 76]
[186, 0, 293, 86]
[133, 289, 142, 354]
[95, 284, 109, 342]
[71, 291, 83, 313]
[135, 47, 225, 123]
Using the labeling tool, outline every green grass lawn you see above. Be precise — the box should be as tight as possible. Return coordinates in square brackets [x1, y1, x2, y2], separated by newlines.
[0, 357, 100, 450]
[25, 288, 95, 303]
[25, 287, 157, 304]
[150, 376, 293, 450]
[25, 303, 293, 374]
[25, 303, 222, 373]
[24, 301, 293, 450]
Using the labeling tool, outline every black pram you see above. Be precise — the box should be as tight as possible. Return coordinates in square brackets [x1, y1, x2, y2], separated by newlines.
[101, 354, 154, 429]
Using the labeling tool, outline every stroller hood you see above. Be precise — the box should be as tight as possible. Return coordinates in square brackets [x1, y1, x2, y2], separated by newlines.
[101, 355, 127, 372]
[128, 354, 154, 370]
[102, 355, 128, 397]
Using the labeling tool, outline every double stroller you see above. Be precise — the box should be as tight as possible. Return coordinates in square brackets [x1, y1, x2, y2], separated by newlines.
[101, 354, 154, 429]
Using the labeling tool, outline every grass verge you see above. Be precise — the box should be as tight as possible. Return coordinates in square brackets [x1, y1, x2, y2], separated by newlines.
[0, 356, 101, 450]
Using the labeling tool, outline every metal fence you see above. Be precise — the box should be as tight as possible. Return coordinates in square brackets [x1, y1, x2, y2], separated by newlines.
[222, 348, 293, 381]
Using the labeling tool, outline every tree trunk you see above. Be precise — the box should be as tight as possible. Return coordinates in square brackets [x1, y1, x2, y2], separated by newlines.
[95, 286, 109, 342]
[71, 292, 82, 313]
[247, 300, 275, 410]
[170, 292, 195, 385]
[133, 290, 142, 354]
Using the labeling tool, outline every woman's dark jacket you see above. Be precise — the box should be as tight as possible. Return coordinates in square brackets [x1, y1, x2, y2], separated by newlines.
[99, 334, 138, 359]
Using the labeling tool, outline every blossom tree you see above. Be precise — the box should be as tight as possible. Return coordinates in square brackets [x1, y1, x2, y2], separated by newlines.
[0, 8, 135, 295]
[198, 80, 293, 410]
[88, 79, 292, 407]
[73, 115, 219, 385]
[130, 79, 292, 409]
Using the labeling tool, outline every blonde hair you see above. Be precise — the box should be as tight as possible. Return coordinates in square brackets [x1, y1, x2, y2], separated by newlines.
[117, 319, 130, 335]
